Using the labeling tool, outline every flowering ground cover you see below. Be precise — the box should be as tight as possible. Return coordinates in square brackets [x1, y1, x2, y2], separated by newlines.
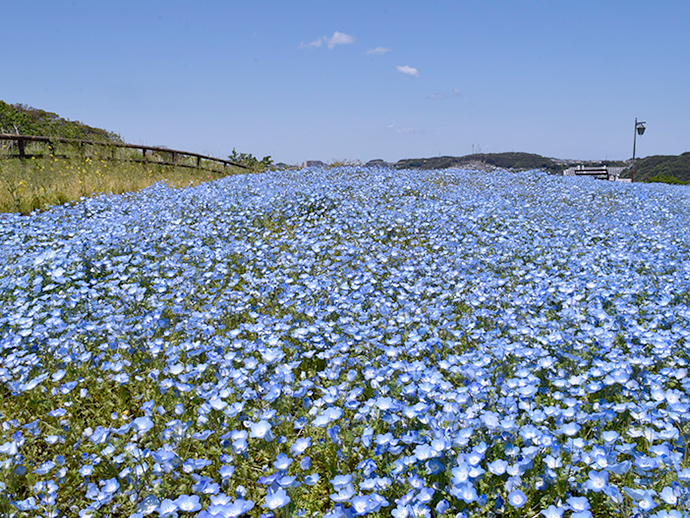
[1, 166, 690, 518]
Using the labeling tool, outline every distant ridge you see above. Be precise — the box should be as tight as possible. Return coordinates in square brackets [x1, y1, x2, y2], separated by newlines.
[0, 100, 122, 143]
[395, 152, 564, 174]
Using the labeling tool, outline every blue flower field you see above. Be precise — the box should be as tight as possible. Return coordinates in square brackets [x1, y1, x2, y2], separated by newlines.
[1, 166, 690, 518]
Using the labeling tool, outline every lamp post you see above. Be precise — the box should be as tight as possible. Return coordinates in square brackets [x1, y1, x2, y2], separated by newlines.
[631, 118, 646, 183]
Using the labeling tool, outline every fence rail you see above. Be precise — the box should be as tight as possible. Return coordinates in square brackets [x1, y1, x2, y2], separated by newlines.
[0, 134, 249, 172]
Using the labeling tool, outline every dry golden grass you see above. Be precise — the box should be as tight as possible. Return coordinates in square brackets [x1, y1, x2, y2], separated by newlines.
[0, 150, 246, 213]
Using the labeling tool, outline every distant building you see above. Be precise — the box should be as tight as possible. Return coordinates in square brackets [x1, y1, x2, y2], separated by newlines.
[563, 165, 625, 181]
[302, 160, 325, 167]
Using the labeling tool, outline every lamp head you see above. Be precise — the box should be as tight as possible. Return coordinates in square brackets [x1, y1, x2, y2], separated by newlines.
[636, 122, 646, 135]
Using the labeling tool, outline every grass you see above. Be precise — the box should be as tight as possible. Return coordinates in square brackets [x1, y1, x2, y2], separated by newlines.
[0, 141, 248, 214]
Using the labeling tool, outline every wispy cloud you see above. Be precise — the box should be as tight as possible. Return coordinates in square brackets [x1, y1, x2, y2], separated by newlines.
[427, 88, 462, 100]
[386, 123, 422, 135]
[396, 65, 419, 77]
[299, 31, 355, 49]
[299, 38, 323, 49]
[366, 46, 391, 55]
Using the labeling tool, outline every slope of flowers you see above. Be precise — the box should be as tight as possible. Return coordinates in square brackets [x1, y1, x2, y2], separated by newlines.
[1, 166, 690, 518]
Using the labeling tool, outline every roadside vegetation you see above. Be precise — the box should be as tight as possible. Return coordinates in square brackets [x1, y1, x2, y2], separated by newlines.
[0, 146, 249, 214]
[1, 101, 273, 214]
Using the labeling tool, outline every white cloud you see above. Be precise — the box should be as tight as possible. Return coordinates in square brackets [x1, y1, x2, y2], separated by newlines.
[299, 38, 323, 49]
[386, 124, 420, 135]
[300, 31, 354, 50]
[366, 46, 391, 55]
[396, 65, 419, 77]
[326, 31, 354, 49]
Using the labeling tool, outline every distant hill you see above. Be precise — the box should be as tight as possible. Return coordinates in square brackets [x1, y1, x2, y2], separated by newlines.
[624, 152, 690, 184]
[395, 151, 690, 185]
[395, 152, 564, 173]
[0, 101, 122, 143]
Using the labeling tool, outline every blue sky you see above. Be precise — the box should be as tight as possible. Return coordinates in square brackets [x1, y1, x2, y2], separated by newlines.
[3, 1, 689, 164]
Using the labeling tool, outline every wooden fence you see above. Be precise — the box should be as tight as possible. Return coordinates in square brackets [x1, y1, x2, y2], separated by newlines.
[0, 134, 249, 173]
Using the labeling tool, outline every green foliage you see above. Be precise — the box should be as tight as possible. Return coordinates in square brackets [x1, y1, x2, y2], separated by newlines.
[396, 152, 565, 173]
[228, 148, 273, 171]
[0, 101, 122, 143]
[645, 173, 689, 185]
[626, 152, 690, 183]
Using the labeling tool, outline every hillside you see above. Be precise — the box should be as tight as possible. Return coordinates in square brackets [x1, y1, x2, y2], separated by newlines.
[0, 101, 122, 143]
[395, 152, 564, 173]
[625, 152, 690, 184]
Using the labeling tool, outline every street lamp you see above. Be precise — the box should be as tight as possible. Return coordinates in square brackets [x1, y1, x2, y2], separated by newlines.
[631, 117, 646, 183]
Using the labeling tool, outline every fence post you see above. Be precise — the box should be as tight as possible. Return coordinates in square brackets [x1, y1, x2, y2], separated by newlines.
[17, 137, 26, 158]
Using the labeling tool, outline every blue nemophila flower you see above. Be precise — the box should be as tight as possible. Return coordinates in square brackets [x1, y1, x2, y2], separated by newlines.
[192, 429, 215, 441]
[304, 473, 320, 486]
[157, 498, 179, 517]
[132, 416, 154, 434]
[299, 456, 311, 470]
[351, 494, 387, 516]
[566, 496, 590, 512]
[451, 483, 478, 504]
[273, 452, 293, 470]
[89, 426, 110, 444]
[488, 459, 508, 476]
[660, 486, 678, 505]
[584, 470, 608, 492]
[277, 475, 299, 488]
[558, 422, 580, 436]
[174, 494, 201, 512]
[47, 408, 66, 417]
[311, 406, 343, 427]
[507, 490, 527, 508]
[540, 505, 565, 518]
[263, 488, 290, 510]
[451, 463, 471, 484]
[220, 464, 235, 480]
[4, 167, 690, 514]
[33, 460, 55, 475]
[200, 498, 255, 517]
[330, 485, 355, 502]
[391, 504, 412, 518]
[290, 437, 311, 455]
[101, 478, 120, 494]
[136, 494, 161, 515]
[44, 434, 63, 444]
[249, 420, 274, 441]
